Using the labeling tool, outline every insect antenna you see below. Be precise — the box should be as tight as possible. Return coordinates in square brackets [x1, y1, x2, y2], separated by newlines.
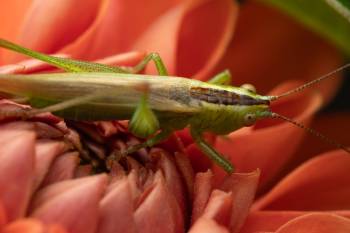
[271, 112, 350, 154]
[269, 63, 350, 101]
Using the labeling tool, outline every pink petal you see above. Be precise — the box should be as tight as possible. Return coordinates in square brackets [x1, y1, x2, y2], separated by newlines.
[201, 190, 233, 227]
[134, 171, 184, 233]
[220, 170, 260, 233]
[214, 81, 322, 190]
[97, 178, 136, 233]
[41, 152, 80, 186]
[31, 175, 108, 233]
[153, 149, 187, 219]
[0, 130, 35, 221]
[192, 170, 214, 223]
[91, 121, 119, 137]
[174, 152, 195, 199]
[275, 213, 350, 233]
[33, 141, 67, 190]
[133, 0, 237, 77]
[189, 217, 229, 233]
[30, 176, 100, 210]
[74, 165, 93, 178]
[253, 150, 350, 211]
[62, 0, 179, 60]
[0, 122, 64, 139]
[125, 170, 142, 205]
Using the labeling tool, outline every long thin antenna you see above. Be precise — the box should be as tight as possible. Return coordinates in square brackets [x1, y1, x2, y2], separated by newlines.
[271, 112, 350, 154]
[270, 63, 350, 101]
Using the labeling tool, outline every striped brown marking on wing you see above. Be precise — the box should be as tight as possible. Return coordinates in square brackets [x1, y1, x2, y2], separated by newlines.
[190, 87, 269, 106]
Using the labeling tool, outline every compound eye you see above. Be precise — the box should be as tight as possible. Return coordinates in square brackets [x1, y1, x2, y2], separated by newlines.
[244, 113, 256, 126]
[241, 83, 256, 93]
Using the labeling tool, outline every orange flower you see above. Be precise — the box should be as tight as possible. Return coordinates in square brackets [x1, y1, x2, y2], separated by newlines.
[0, 0, 349, 233]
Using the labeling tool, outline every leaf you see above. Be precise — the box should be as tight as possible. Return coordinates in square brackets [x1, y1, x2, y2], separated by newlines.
[259, 0, 350, 56]
[324, 0, 350, 22]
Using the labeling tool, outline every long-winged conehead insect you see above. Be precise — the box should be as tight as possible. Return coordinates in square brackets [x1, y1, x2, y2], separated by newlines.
[0, 38, 349, 173]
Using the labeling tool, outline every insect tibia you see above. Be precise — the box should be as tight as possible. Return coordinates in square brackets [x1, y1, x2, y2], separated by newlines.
[269, 63, 350, 101]
[271, 112, 350, 154]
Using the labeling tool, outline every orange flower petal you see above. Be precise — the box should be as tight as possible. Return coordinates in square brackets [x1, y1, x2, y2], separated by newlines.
[176, 0, 236, 79]
[275, 213, 350, 233]
[6, 0, 102, 63]
[0, 0, 31, 39]
[253, 150, 350, 211]
[292, 112, 350, 169]
[134, 171, 183, 233]
[214, 81, 322, 190]
[98, 177, 136, 233]
[215, 1, 342, 103]
[133, 0, 237, 77]
[62, 0, 179, 60]
[95, 51, 146, 68]
[0, 0, 32, 64]
[240, 211, 350, 233]
[0, 201, 7, 227]
[240, 211, 305, 233]
[1, 219, 45, 233]
[47, 224, 68, 233]
[31, 175, 108, 233]
[0, 130, 35, 221]
[1, 218, 68, 233]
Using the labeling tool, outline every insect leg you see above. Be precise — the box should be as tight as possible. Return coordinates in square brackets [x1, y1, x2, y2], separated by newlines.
[0, 93, 106, 120]
[190, 127, 234, 173]
[0, 39, 170, 75]
[0, 38, 127, 73]
[0, 106, 32, 121]
[126, 130, 172, 154]
[128, 54, 167, 137]
[27, 93, 110, 116]
[128, 90, 160, 138]
[208, 69, 231, 85]
[127, 53, 168, 75]
[107, 130, 172, 168]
